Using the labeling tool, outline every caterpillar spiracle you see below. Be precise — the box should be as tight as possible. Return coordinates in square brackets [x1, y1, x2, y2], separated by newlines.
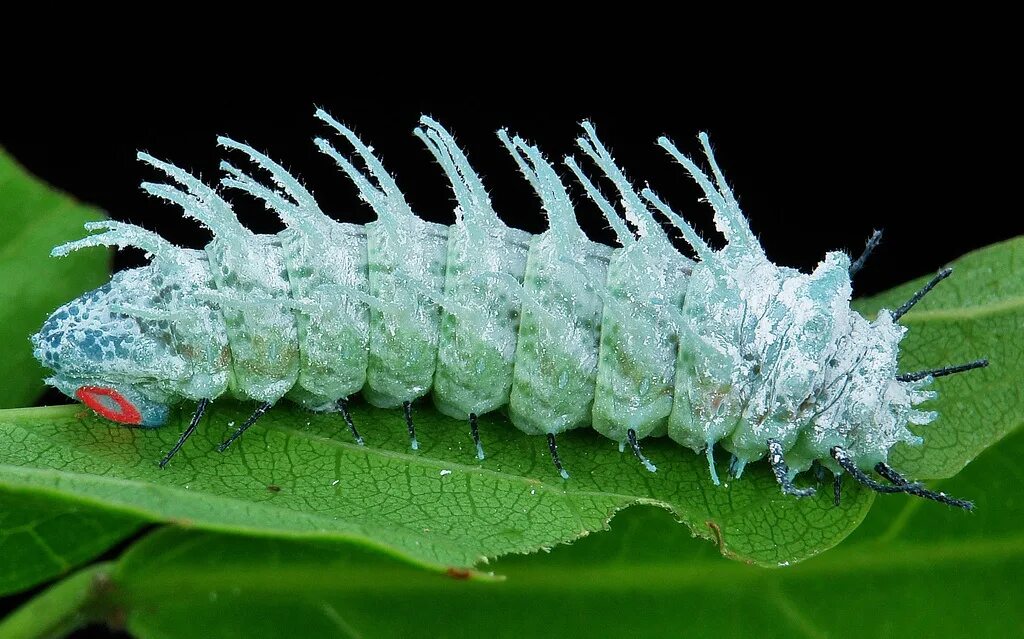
[32, 110, 986, 509]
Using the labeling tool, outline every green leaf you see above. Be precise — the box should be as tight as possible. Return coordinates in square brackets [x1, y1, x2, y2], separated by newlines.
[854, 236, 1024, 478]
[4, 424, 1019, 638]
[0, 146, 110, 408]
[0, 401, 874, 572]
[0, 486, 142, 596]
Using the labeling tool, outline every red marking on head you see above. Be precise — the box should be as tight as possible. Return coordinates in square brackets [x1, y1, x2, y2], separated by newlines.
[75, 386, 142, 425]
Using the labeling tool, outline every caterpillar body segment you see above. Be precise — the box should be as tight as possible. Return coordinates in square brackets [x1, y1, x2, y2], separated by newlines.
[34, 111, 983, 511]
[591, 238, 688, 443]
[363, 219, 449, 409]
[316, 112, 449, 410]
[219, 138, 372, 410]
[147, 250, 232, 403]
[508, 231, 613, 437]
[417, 118, 533, 422]
[498, 130, 615, 438]
[207, 234, 299, 403]
[569, 124, 694, 446]
[278, 223, 371, 409]
[431, 203, 532, 420]
[140, 153, 301, 404]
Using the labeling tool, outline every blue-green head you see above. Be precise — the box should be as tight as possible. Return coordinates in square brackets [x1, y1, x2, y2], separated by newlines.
[32, 268, 188, 427]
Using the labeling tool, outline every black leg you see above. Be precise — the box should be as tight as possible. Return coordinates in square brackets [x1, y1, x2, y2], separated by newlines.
[874, 462, 974, 511]
[849, 229, 883, 277]
[337, 398, 364, 446]
[547, 433, 570, 480]
[873, 460, 909, 486]
[404, 401, 419, 451]
[469, 413, 484, 460]
[830, 447, 907, 493]
[626, 428, 657, 473]
[217, 402, 272, 452]
[767, 440, 816, 497]
[832, 448, 972, 510]
[897, 359, 989, 383]
[159, 398, 210, 468]
[833, 474, 843, 506]
[899, 483, 974, 510]
[892, 268, 952, 321]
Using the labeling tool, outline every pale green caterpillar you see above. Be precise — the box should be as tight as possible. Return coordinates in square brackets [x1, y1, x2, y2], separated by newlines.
[32, 110, 985, 508]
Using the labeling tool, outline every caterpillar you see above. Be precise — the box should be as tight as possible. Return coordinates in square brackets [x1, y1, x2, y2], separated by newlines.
[31, 109, 986, 510]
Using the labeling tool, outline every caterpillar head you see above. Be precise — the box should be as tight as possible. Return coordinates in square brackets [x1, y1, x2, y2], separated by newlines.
[32, 268, 188, 427]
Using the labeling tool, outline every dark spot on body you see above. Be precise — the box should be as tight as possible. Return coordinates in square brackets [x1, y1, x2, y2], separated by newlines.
[446, 567, 472, 580]
[267, 484, 282, 493]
